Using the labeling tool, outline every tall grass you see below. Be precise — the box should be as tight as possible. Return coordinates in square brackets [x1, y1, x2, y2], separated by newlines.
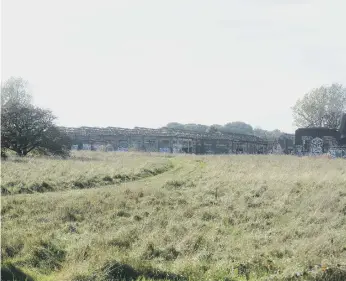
[1, 153, 346, 281]
[1, 151, 172, 194]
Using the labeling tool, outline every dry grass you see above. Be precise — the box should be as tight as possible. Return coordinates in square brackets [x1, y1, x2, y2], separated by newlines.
[1, 152, 346, 281]
[1, 151, 172, 194]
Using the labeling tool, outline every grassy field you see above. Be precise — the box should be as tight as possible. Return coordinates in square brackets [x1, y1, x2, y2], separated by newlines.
[1, 151, 173, 194]
[1, 152, 346, 281]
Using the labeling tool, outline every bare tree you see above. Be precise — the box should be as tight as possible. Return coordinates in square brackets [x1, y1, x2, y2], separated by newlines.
[292, 83, 346, 129]
[1, 77, 32, 108]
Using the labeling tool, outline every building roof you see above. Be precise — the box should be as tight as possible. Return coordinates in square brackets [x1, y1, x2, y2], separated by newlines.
[59, 126, 268, 143]
[295, 127, 339, 132]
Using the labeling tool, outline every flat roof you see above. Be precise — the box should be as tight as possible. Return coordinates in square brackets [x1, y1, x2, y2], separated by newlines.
[295, 127, 338, 131]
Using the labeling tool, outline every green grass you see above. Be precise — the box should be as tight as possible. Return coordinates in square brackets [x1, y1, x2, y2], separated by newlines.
[1, 152, 346, 281]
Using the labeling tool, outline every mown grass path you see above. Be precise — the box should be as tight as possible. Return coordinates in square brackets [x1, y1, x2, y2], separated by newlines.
[118, 157, 202, 190]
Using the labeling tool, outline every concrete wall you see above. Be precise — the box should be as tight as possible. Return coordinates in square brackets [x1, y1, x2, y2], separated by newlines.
[70, 134, 268, 154]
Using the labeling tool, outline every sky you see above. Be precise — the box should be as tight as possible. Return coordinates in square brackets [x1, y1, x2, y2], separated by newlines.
[1, 0, 346, 133]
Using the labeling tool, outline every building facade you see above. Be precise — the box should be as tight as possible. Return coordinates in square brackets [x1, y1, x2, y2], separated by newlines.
[60, 114, 346, 157]
[60, 126, 269, 154]
[293, 114, 346, 157]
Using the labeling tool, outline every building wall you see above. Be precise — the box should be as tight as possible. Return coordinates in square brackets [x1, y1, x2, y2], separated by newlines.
[69, 134, 267, 154]
[60, 126, 271, 155]
[295, 128, 340, 146]
[293, 126, 346, 157]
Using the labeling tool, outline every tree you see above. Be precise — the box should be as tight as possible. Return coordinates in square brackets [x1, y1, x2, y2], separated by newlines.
[253, 127, 283, 141]
[166, 122, 185, 130]
[210, 124, 223, 131]
[165, 122, 209, 133]
[184, 123, 209, 133]
[292, 83, 346, 129]
[206, 125, 221, 134]
[1, 77, 71, 157]
[165, 121, 255, 135]
[34, 126, 72, 157]
[222, 121, 254, 135]
[253, 127, 270, 140]
[1, 77, 32, 108]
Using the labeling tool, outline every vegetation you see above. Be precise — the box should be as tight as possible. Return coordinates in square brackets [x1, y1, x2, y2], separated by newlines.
[292, 83, 346, 129]
[166, 83, 346, 139]
[165, 121, 284, 140]
[1, 151, 172, 195]
[1, 77, 345, 280]
[165, 121, 255, 135]
[2, 152, 346, 281]
[1, 77, 71, 157]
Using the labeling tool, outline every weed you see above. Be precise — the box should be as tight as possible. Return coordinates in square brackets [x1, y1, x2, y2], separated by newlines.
[116, 210, 131, 217]
[61, 207, 84, 222]
[29, 240, 66, 272]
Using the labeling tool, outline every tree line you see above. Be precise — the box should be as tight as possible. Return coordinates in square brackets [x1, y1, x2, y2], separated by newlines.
[165, 83, 346, 138]
[1, 77, 345, 157]
[164, 121, 283, 140]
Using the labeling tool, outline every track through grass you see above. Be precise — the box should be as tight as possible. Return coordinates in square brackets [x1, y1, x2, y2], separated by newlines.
[1, 152, 174, 195]
[1, 153, 346, 281]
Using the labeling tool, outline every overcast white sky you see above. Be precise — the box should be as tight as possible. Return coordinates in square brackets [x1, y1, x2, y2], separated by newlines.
[2, 0, 346, 133]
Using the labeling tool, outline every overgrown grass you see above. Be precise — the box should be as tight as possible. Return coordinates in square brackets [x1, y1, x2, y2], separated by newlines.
[1, 152, 346, 281]
[1, 151, 173, 194]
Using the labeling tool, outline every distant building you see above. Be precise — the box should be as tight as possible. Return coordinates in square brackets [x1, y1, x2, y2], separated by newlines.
[339, 114, 346, 145]
[278, 133, 295, 154]
[60, 126, 269, 155]
[295, 127, 340, 153]
[294, 113, 346, 155]
[60, 114, 346, 157]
